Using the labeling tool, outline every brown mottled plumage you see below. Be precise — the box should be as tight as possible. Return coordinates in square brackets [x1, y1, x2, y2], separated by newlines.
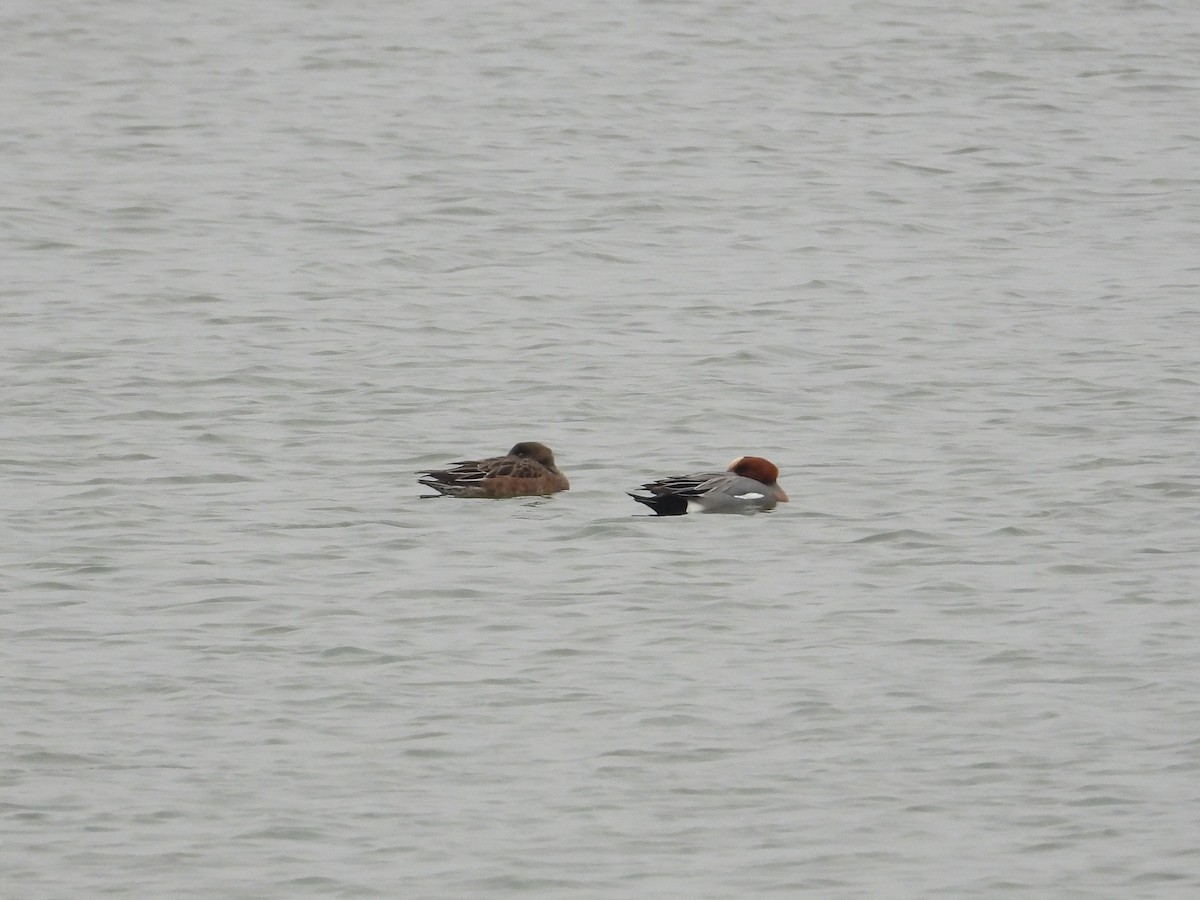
[418, 442, 570, 498]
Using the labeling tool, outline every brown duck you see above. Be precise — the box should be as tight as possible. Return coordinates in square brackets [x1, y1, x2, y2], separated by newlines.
[418, 442, 570, 498]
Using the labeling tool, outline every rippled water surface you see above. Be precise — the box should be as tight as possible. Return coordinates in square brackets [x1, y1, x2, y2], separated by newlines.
[4, 0, 1199, 897]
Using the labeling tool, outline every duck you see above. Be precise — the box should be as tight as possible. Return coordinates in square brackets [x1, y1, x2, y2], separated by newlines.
[629, 456, 788, 515]
[418, 442, 570, 498]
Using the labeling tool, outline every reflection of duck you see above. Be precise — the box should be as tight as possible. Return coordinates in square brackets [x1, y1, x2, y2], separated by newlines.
[418, 442, 570, 498]
[630, 456, 788, 515]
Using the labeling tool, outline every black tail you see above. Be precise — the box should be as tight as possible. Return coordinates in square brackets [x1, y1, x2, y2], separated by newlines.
[628, 492, 688, 516]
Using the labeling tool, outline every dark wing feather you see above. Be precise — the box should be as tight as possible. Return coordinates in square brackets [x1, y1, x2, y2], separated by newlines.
[421, 454, 553, 484]
[637, 470, 726, 497]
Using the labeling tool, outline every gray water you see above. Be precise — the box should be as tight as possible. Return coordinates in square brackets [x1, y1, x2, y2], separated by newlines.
[4, 1, 1199, 897]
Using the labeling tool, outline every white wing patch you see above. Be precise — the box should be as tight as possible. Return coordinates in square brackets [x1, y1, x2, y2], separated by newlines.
[734, 491, 765, 500]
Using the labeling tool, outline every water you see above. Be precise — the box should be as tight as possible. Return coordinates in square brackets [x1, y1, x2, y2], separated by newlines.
[4, 0, 1199, 896]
